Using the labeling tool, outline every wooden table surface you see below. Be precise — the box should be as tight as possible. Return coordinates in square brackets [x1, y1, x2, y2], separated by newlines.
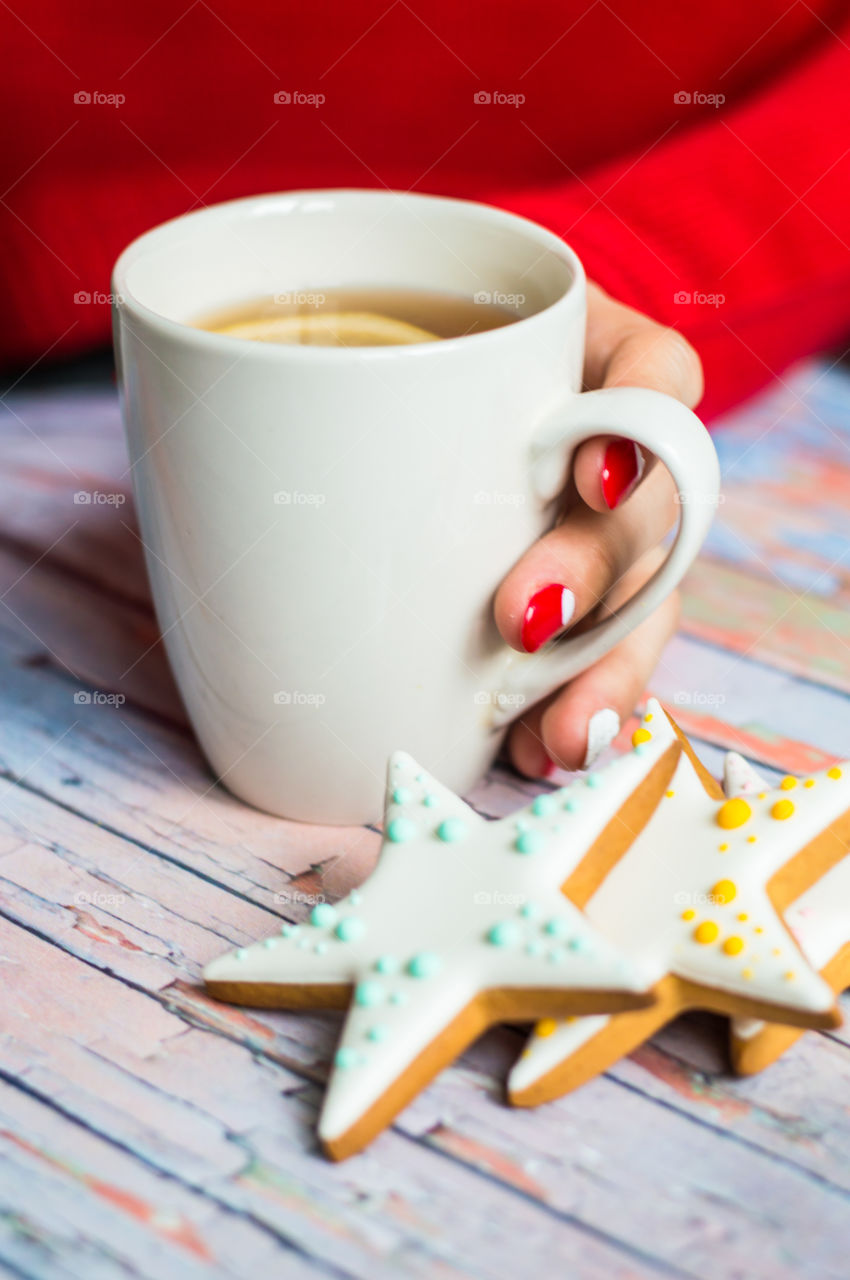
[2, 355, 850, 1279]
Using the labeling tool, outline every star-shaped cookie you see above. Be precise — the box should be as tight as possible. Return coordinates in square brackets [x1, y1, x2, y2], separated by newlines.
[723, 754, 850, 1075]
[205, 712, 681, 1159]
[508, 708, 847, 1107]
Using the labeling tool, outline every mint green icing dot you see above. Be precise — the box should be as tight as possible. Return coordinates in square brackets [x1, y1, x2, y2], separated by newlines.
[281, 923, 299, 937]
[565, 797, 579, 812]
[407, 951, 441, 979]
[437, 817, 467, 843]
[532, 794, 557, 817]
[297, 936, 310, 949]
[487, 920, 520, 947]
[415, 773, 425, 782]
[262, 937, 278, 950]
[375, 955, 398, 974]
[544, 917, 570, 938]
[354, 980, 384, 1007]
[366, 1024, 390, 1043]
[315, 942, 327, 954]
[387, 816, 417, 843]
[335, 1047, 361, 1069]
[568, 936, 587, 952]
[586, 773, 602, 789]
[392, 787, 410, 804]
[390, 990, 408, 1005]
[515, 830, 544, 855]
[634, 742, 649, 757]
[548, 948, 566, 963]
[335, 917, 366, 942]
[310, 903, 337, 928]
[519, 902, 539, 919]
[515, 818, 529, 832]
[349, 889, 363, 906]
[235, 948, 248, 961]
[525, 940, 542, 956]
[423, 793, 438, 807]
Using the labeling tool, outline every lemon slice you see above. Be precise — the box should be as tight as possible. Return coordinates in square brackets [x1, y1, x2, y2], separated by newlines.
[217, 311, 440, 347]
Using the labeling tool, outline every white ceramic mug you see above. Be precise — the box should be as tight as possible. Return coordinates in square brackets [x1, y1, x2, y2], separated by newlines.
[113, 190, 719, 824]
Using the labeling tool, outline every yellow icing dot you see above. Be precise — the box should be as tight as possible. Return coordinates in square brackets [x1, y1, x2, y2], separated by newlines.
[742, 967, 754, 980]
[712, 879, 737, 906]
[804, 779, 816, 789]
[772, 947, 781, 956]
[737, 912, 749, 922]
[632, 728, 652, 747]
[754, 926, 764, 934]
[757, 792, 767, 800]
[747, 835, 757, 843]
[717, 798, 751, 829]
[780, 776, 797, 791]
[681, 909, 696, 921]
[535, 1018, 558, 1038]
[828, 767, 842, 780]
[771, 799, 795, 821]
[723, 936, 745, 956]
[666, 790, 675, 799]
[521, 1048, 531, 1058]
[644, 712, 653, 722]
[694, 921, 719, 945]
[718, 843, 729, 853]
[784, 971, 795, 981]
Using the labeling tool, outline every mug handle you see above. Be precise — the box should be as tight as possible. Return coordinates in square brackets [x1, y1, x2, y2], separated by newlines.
[490, 385, 720, 728]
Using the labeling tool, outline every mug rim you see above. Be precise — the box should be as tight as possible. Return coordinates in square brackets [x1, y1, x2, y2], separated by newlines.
[111, 188, 585, 363]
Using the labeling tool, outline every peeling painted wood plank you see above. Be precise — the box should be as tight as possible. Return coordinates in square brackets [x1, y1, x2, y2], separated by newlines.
[6, 768, 850, 1280]
[679, 560, 850, 695]
[0, 631, 378, 909]
[1, 917, 677, 1279]
[0, 1080, 330, 1280]
[703, 361, 850, 609]
[0, 543, 186, 726]
[0, 388, 146, 606]
[649, 635, 850, 773]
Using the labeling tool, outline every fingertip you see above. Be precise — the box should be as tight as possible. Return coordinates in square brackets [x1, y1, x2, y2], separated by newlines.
[572, 436, 609, 512]
[494, 571, 576, 654]
[572, 436, 644, 513]
[507, 711, 552, 778]
[601, 438, 644, 510]
[520, 583, 575, 653]
[539, 579, 679, 772]
[539, 698, 595, 772]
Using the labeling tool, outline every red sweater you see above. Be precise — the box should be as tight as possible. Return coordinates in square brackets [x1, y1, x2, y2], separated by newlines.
[3, 2, 849, 417]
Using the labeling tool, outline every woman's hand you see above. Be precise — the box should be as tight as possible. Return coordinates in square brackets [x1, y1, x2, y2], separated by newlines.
[494, 282, 704, 776]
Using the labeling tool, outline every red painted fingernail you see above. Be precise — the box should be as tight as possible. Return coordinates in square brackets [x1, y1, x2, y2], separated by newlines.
[542, 757, 559, 779]
[521, 583, 576, 653]
[601, 438, 643, 509]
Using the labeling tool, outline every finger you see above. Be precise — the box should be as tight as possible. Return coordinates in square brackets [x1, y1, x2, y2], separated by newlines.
[494, 462, 679, 653]
[505, 698, 553, 779]
[584, 283, 704, 406]
[574, 284, 704, 513]
[506, 571, 680, 777]
[539, 584, 680, 772]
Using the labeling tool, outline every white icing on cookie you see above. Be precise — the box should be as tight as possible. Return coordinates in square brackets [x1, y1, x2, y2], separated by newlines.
[723, 752, 768, 797]
[731, 762, 850, 1049]
[204, 701, 681, 1147]
[509, 732, 844, 1098]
